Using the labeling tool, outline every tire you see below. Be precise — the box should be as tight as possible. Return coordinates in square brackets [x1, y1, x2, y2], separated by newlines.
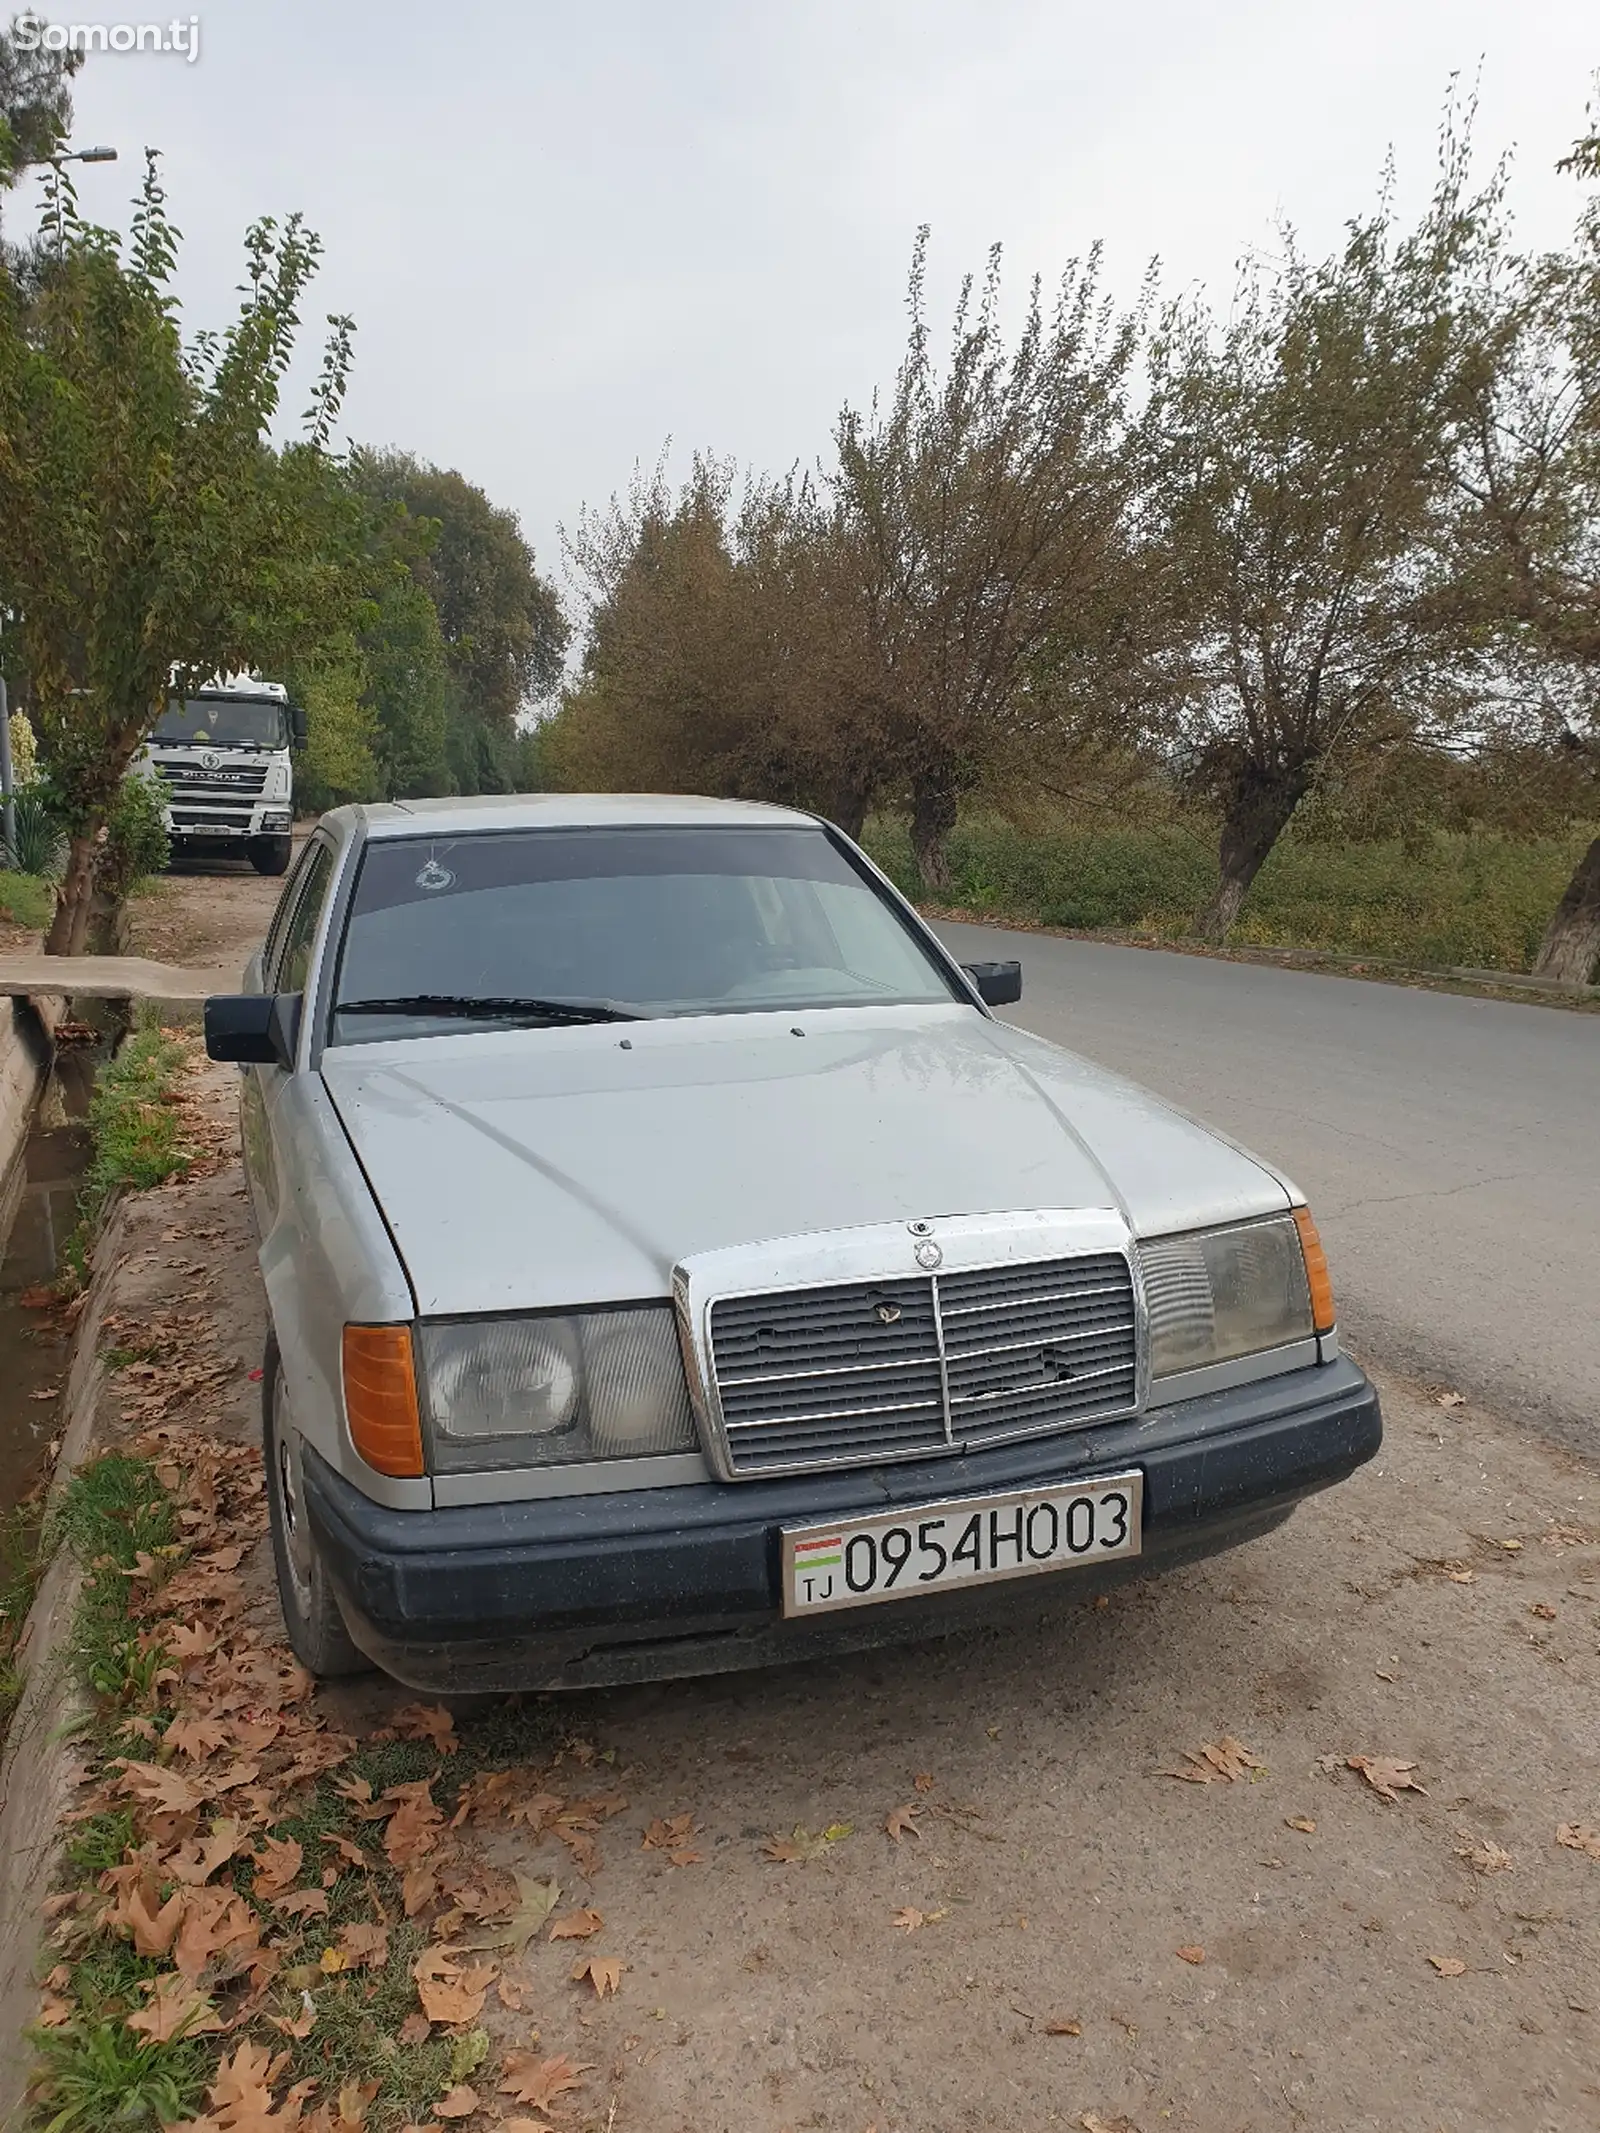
[262, 1332, 369, 1678]
[249, 834, 293, 876]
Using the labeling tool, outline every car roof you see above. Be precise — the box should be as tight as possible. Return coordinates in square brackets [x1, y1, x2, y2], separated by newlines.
[342, 793, 822, 839]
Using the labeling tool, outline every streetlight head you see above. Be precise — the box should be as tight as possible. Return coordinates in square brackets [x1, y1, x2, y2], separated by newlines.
[75, 146, 119, 164]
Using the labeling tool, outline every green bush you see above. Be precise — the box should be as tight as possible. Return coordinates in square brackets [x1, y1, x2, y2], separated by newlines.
[99, 775, 170, 901]
[1, 785, 67, 878]
[863, 814, 1593, 973]
[0, 867, 55, 930]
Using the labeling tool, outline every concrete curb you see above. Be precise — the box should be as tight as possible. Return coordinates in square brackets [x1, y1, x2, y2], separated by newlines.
[0, 1201, 131, 2124]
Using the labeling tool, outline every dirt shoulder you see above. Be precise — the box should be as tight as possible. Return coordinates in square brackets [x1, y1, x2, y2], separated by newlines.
[7, 1068, 1596, 2133]
[125, 843, 305, 977]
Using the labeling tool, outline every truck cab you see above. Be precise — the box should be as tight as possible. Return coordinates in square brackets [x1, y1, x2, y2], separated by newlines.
[140, 675, 305, 876]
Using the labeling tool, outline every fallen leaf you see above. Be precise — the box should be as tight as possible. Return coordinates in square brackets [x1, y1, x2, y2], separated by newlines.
[549, 1907, 604, 1941]
[268, 1990, 318, 2039]
[885, 1803, 924, 1843]
[913, 1772, 935, 1793]
[1428, 1955, 1467, 1976]
[273, 1887, 330, 1920]
[641, 1813, 697, 1851]
[1445, 1568, 1476, 1585]
[1456, 1834, 1513, 1874]
[1436, 1391, 1466, 1410]
[496, 1974, 526, 2012]
[337, 1922, 390, 1970]
[126, 1974, 225, 2043]
[1175, 1945, 1205, 1965]
[892, 1907, 926, 1932]
[667, 1846, 703, 1867]
[1530, 1602, 1557, 1621]
[165, 1715, 233, 1760]
[450, 1872, 559, 1955]
[399, 2010, 433, 2045]
[1556, 1824, 1600, 1861]
[1284, 1816, 1317, 1834]
[1500, 1538, 1523, 1552]
[1167, 1737, 1263, 1784]
[434, 2086, 479, 2120]
[252, 1835, 305, 1899]
[1043, 2015, 1082, 2036]
[499, 2051, 595, 2110]
[412, 1949, 496, 2026]
[394, 1703, 459, 1755]
[762, 1822, 852, 1863]
[1347, 1755, 1428, 1803]
[571, 1954, 623, 1997]
[36, 1993, 72, 2029]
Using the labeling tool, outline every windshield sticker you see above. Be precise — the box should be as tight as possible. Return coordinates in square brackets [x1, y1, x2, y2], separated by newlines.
[415, 856, 456, 892]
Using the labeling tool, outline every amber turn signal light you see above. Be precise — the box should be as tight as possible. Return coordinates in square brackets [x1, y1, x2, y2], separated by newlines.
[1292, 1206, 1336, 1335]
[342, 1324, 424, 1477]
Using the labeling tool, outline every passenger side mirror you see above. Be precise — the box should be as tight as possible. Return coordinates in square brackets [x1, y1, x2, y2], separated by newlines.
[205, 991, 302, 1068]
[961, 960, 1022, 1007]
[289, 704, 308, 749]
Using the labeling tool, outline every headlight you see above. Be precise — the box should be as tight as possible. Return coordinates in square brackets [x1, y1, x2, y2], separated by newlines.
[420, 1307, 697, 1472]
[1139, 1214, 1322, 1379]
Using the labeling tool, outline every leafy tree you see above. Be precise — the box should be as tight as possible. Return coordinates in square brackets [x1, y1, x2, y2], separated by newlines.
[1444, 95, 1600, 982]
[0, 152, 364, 950]
[829, 233, 1150, 887]
[348, 449, 567, 774]
[0, 14, 80, 191]
[366, 575, 452, 796]
[1144, 133, 1497, 938]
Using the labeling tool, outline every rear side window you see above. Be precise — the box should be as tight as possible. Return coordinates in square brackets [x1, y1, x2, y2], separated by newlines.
[272, 843, 334, 994]
[262, 841, 318, 980]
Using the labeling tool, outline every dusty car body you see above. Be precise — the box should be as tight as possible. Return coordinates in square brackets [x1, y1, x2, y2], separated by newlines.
[207, 794, 1381, 1691]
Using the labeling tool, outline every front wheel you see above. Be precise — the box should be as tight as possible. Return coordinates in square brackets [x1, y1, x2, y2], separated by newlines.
[262, 1333, 368, 1678]
[248, 834, 292, 876]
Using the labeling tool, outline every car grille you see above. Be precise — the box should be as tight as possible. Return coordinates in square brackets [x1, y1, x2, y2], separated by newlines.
[169, 806, 254, 831]
[708, 1252, 1138, 1476]
[157, 762, 270, 794]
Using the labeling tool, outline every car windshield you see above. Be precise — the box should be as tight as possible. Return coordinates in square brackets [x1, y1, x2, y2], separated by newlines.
[328, 825, 962, 1043]
[152, 696, 287, 749]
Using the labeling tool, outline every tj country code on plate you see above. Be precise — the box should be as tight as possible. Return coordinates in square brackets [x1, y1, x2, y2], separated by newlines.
[780, 1471, 1144, 1618]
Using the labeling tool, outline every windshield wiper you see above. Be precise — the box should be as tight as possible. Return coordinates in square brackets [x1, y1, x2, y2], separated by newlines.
[337, 993, 642, 1025]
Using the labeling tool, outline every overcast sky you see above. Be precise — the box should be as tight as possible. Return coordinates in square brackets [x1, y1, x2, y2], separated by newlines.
[20, 0, 1600, 616]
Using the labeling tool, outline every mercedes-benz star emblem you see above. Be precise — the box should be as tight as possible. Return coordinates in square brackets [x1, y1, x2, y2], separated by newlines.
[914, 1239, 943, 1270]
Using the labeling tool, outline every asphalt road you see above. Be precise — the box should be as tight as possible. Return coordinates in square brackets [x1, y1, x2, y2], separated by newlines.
[935, 921, 1600, 1453]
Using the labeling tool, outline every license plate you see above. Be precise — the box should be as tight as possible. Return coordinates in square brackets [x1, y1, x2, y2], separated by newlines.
[781, 1471, 1143, 1617]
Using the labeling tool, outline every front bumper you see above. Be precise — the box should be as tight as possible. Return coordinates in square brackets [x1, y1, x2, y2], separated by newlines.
[303, 1354, 1381, 1692]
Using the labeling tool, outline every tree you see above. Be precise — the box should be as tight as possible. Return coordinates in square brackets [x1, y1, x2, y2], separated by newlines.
[1145, 134, 1496, 938]
[347, 449, 567, 789]
[1445, 95, 1600, 983]
[0, 151, 364, 950]
[0, 15, 80, 191]
[829, 233, 1150, 888]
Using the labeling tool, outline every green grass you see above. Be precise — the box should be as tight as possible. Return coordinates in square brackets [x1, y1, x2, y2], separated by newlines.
[864, 815, 1594, 973]
[58, 1025, 194, 1288]
[0, 1507, 46, 1743]
[0, 868, 54, 931]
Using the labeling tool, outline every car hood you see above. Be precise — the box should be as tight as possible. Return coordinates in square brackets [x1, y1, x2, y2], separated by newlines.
[319, 1004, 1294, 1317]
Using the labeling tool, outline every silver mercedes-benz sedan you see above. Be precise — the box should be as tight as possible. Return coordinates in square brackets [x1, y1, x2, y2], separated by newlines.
[205, 794, 1380, 1691]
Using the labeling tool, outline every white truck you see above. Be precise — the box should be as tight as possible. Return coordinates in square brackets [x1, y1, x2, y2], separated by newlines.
[140, 675, 305, 875]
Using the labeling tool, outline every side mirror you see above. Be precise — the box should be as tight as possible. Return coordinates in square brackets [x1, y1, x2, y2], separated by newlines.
[205, 991, 302, 1068]
[289, 704, 308, 750]
[961, 960, 1022, 1007]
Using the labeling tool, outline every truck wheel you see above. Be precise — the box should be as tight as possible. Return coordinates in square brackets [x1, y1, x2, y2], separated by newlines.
[262, 1333, 368, 1678]
[249, 834, 293, 876]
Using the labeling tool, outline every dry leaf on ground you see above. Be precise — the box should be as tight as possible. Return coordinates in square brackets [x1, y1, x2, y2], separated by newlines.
[412, 1949, 496, 2026]
[1530, 1601, 1557, 1621]
[1456, 1835, 1513, 1874]
[885, 1803, 924, 1842]
[641, 1813, 697, 1851]
[392, 1703, 458, 1753]
[913, 1772, 935, 1793]
[126, 1974, 225, 2042]
[1347, 1755, 1428, 1803]
[399, 2010, 432, 2046]
[1175, 1945, 1205, 1965]
[251, 1835, 304, 1899]
[1428, 1955, 1467, 1976]
[549, 1907, 604, 1941]
[434, 2086, 480, 2120]
[1081, 2115, 1140, 2133]
[450, 1872, 559, 1955]
[1556, 1824, 1600, 1860]
[570, 1954, 623, 1997]
[267, 1990, 318, 2040]
[1284, 1817, 1317, 1834]
[1043, 2016, 1082, 2036]
[499, 2051, 595, 2110]
[1166, 1737, 1262, 1784]
[762, 1821, 853, 1863]
[337, 1922, 390, 1969]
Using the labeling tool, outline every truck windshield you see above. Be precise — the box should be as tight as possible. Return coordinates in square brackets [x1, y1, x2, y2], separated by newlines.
[152, 697, 287, 749]
[329, 825, 963, 1043]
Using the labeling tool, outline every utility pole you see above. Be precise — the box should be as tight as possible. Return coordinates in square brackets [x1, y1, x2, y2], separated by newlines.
[0, 612, 13, 862]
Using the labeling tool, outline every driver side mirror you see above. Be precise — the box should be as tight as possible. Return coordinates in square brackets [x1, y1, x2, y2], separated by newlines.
[289, 704, 308, 749]
[961, 960, 1022, 1007]
[205, 992, 302, 1068]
